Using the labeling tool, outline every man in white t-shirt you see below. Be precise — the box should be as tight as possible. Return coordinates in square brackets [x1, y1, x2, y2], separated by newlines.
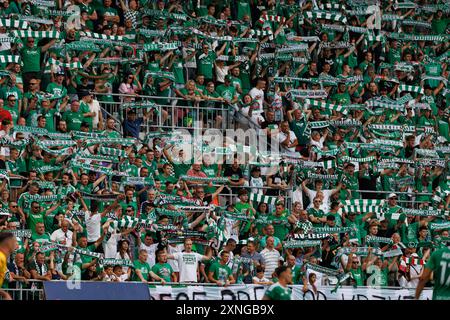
[277, 121, 298, 155]
[167, 238, 212, 283]
[249, 79, 266, 112]
[260, 236, 281, 279]
[139, 233, 159, 268]
[301, 179, 341, 212]
[50, 220, 74, 245]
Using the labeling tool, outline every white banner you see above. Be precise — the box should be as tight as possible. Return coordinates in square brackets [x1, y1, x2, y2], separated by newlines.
[149, 285, 433, 300]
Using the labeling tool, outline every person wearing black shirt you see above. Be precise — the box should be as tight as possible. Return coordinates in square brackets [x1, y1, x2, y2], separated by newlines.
[223, 156, 245, 194]
[358, 162, 379, 199]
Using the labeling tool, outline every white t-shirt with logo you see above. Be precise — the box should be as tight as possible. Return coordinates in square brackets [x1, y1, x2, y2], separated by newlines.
[140, 242, 158, 268]
[84, 211, 101, 243]
[172, 251, 204, 283]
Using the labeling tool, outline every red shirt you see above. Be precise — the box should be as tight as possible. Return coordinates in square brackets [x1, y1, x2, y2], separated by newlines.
[0, 108, 12, 130]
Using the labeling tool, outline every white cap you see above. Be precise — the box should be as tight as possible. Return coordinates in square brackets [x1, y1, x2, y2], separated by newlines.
[388, 193, 398, 199]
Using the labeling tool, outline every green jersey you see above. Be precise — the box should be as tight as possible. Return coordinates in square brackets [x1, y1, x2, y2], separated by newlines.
[264, 282, 292, 300]
[209, 261, 232, 282]
[151, 263, 174, 282]
[62, 110, 84, 131]
[20, 46, 42, 73]
[133, 259, 151, 282]
[425, 247, 450, 300]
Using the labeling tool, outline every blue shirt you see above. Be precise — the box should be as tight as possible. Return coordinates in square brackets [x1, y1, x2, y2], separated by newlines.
[123, 118, 143, 138]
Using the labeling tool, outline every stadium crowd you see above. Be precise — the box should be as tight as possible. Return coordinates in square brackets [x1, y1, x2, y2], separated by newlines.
[0, 0, 449, 299]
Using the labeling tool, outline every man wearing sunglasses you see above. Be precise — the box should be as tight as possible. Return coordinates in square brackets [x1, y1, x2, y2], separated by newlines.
[19, 37, 57, 89]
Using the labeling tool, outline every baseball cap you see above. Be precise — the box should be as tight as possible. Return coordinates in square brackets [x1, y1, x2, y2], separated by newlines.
[388, 193, 398, 199]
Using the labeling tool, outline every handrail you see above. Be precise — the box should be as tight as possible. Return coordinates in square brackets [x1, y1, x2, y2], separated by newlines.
[93, 91, 211, 102]
[6, 279, 433, 289]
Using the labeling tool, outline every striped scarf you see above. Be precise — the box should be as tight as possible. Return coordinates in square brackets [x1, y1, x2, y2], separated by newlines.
[287, 89, 328, 99]
[12, 30, 61, 39]
[248, 193, 278, 206]
[341, 199, 385, 214]
[304, 11, 347, 24]
[402, 256, 424, 266]
[398, 84, 424, 95]
[0, 55, 20, 64]
[0, 19, 28, 29]
[99, 146, 127, 158]
[304, 99, 349, 115]
[258, 14, 286, 24]
[46, 57, 82, 70]
[337, 246, 383, 257]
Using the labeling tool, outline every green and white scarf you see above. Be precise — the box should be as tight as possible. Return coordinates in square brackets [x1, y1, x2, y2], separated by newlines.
[284, 240, 322, 248]
[341, 199, 385, 214]
[12, 30, 61, 39]
[365, 235, 392, 244]
[398, 84, 424, 95]
[0, 229, 32, 238]
[312, 226, 354, 234]
[0, 55, 20, 64]
[304, 99, 349, 115]
[248, 193, 278, 206]
[0, 19, 28, 29]
[304, 11, 347, 24]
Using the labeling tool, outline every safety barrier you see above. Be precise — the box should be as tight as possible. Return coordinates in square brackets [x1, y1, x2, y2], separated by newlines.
[94, 92, 235, 138]
[0, 281, 44, 301]
[1, 280, 433, 300]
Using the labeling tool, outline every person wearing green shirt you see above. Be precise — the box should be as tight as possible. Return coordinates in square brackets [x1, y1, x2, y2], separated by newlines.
[46, 72, 68, 102]
[216, 75, 238, 104]
[431, 10, 449, 34]
[197, 42, 226, 82]
[384, 193, 406, 231]
[234, 189, 256, 236]
[308, 198, 326, 227]
[62, 100, 85, 132]
[20, 37, 56, 87]
[152, 249, 175, 282]
[415, 244, 450, 300]
[132, 250, 153, 283]
[26, 202, 47, 234]
[268, 202, 290, 241]
[31, 223, 51, 244]
[263, 266, 293, 300]
[345, 249, 366, 286]
[40, 98, 61, 132]
[79, 91, 96, 130]
[287, 108, 310, 145]
[207, 251, 235, 286]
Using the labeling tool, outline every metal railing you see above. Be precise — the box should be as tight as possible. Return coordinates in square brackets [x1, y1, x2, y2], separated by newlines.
[0, 280, 44, 301]
[93, 92, 234, 138]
